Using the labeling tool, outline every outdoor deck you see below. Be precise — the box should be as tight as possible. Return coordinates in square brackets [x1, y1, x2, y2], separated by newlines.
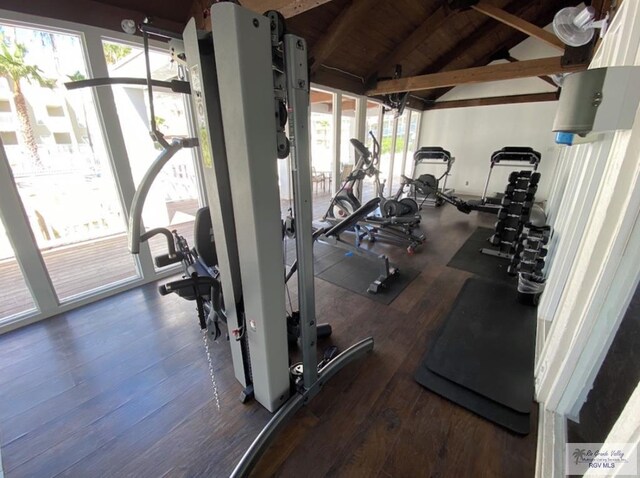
[0, 187, 346, 320]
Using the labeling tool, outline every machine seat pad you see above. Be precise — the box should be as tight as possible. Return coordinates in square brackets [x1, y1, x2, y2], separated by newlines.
[194, 207, 218, 268]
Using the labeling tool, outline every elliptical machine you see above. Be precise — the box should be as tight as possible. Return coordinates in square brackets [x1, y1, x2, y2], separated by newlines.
[326, 131, 420, 220]
[323, 132, 425, 254]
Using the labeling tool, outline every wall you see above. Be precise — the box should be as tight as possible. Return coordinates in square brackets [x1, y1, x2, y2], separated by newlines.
[418, 29, 563, 200]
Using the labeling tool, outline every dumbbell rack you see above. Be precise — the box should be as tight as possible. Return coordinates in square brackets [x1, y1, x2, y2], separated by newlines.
[483, 170, 540, 259]
[508, 223, 551, 277]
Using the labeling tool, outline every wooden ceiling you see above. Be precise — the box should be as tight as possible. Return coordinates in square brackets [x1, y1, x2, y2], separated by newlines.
[3, 0, 615, 109]
[283, 0, 585, 108]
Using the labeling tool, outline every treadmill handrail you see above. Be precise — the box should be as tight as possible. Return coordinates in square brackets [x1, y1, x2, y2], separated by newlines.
[128, 138, 198, 254]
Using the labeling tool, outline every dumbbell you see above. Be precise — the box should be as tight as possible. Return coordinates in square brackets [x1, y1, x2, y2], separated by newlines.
[508, 171, 521, 183]
[490, 234, 501, 246]
[501, 216, 520, 229]
[501, 228, 519, 242]
[530, 172, 541, 186]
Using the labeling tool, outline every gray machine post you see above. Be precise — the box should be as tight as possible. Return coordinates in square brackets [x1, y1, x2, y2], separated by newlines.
[182, 20, 250, 390]
[229, 23, 374, 478]
[180, 4, 373, 474]
[284, 35, 318, 388]
[211, 4, 290, 413]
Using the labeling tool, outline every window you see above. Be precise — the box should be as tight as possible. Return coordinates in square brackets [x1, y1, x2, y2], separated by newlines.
[53, 132, 71, 144]
[0, 100, 11, 112]
[309, 87, 334, 214]
[362, 101, 381, 202]
[379, 111, 395, 195]
[1, 131, 18, 145]
[340, 94, 358, 168]
[46, 105, 65, 117]
[405, 111, 420, 177]
[102, 40, 202, 269]
[0, 217, 37, 322]
[391, 110, 410, 193]
[1, 23, 139, 301]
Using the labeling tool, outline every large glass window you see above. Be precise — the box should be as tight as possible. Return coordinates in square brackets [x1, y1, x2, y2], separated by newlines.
[362, 101, 381, 202]
[390, 110, 409, 194]
[309, 88, 334, 216]
[405, 111, 420, 178]
[379, 111, 395, 196]
[339, 94, 357, 168]
[102, 40, 201, 269]
[0, 24, 139, 301]
[0, 217, 36, 321]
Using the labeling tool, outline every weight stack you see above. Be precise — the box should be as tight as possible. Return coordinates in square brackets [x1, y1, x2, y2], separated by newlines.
[489, 171, 540, 257]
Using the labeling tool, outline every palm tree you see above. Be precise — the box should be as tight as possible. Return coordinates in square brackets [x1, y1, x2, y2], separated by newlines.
[67, 70, 94, 151]
[103, 42, 132, 65]
[0, 41, 55, 168]
[573, 448, 587, 465]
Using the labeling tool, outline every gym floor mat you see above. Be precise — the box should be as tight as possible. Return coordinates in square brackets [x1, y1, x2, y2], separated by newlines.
[447, 227, 515, 285]
[414, 361, 533, 435]
[425, 278, 537, 414]
[317, 254, 420, 305]
[284, 241, 345, 275]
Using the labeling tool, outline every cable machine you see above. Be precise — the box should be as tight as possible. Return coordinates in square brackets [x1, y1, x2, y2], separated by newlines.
[69, 3, 374, 475]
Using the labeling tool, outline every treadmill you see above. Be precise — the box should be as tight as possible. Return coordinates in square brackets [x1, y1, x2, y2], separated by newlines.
[411, 146, 455, 207]
[469, 147, 541, 214]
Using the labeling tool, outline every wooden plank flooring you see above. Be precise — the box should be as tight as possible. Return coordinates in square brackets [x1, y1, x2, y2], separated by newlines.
[0, 203, 539, 477]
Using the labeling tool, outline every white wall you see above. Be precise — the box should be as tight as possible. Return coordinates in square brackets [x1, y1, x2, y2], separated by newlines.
[418, 28, 564, 200]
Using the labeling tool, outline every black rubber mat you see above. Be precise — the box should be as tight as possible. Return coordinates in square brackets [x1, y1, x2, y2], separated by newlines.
[317, 254, 420, 305]
[284, 241, 345, 275]
[425, 278, 537, 413]
[415, 361, 533, 435]
[447, 227, 514, 285]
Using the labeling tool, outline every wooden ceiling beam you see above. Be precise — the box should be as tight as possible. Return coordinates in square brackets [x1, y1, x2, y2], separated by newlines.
[309, 0, 378, 74]
[470, 1, 565, 51]
[422, 92, 559, 111]
[190, 0, 334, 30]
[365, 5, 450, 81]
[411, 0, 526, 78]
[504, 54, 558, 87]
[416, 0, 573, 103]
[239, 0, 336, 18]
[366, 57, 586, 95]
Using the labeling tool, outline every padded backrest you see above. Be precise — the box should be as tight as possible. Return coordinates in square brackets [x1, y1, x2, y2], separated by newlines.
[194, 207, 218, 268]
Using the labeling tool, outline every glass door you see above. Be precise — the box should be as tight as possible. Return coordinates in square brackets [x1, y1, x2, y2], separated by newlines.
[362, 101, 381, 202]
[309, 88, 334, 216]
[405, 111, 420, 177]
[390, 109, 409, 194]
[0, 217, 36, 322]
[102, 40, 202, 269]
[0, 23, 139, 301]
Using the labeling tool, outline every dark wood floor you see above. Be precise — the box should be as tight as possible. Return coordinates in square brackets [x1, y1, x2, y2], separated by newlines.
[0, 203, 539, 477]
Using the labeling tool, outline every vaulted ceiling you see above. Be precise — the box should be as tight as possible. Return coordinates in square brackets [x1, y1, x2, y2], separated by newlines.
[1, 0, 616, 109]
